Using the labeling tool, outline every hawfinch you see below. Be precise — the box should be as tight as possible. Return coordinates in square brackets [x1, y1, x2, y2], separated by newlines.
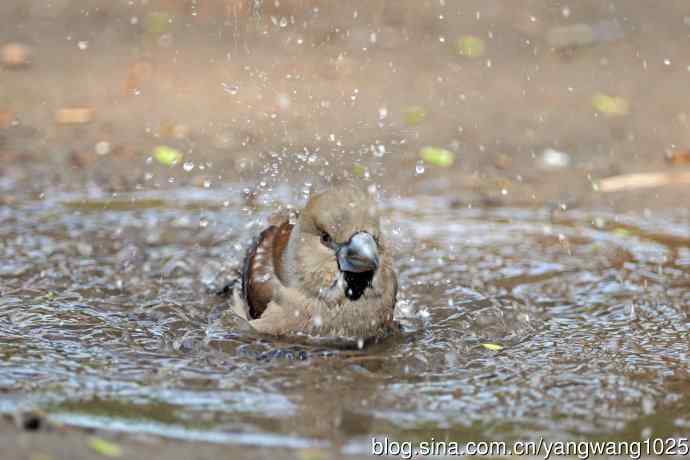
[232, 185, 398, 338]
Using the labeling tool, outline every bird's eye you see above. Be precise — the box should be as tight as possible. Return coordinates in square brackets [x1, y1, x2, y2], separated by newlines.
[320, 231, 332, 247]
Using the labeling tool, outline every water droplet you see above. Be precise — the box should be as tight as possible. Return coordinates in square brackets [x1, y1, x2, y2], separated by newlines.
[279, 17, 288, 28]
[95, 141, 111, 156]
[277, 94, 291, 110]
[77, 41, 88, 50]
[417, 307, 431, 319]
[200, 263, 218, 286]
[183, 161, 194, 172]
[539, 148, 571, 169]
[642, 398, 655, 415]
[222, 83, 239, 95]
[158, 33, 173, 48]
[203, 179, 211, 188]
[357, 338, 364, 349]
[199, 217, 209, 228]
[256, 273, 272, 283]
[415, 160, 425, 175]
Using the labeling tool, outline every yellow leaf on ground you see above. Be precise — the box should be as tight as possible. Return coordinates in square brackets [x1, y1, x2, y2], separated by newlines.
[481, 343, 504, 352]
[592, 93, 629, 116]
[455, 35, 486, 58]
[352, 163, 367, 178]
[146, 11, 172, 35]
[403, 106, 427, 126]
[420, 146, 455, 167]
[153, 145, 183, 166]
[88, 437, 122, 458]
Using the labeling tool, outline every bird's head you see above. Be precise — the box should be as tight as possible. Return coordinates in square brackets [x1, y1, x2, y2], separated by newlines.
[284, 185, 383, 303]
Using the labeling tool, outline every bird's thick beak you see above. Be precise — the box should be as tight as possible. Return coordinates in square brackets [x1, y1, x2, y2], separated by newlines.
[337, 232, 379, 273]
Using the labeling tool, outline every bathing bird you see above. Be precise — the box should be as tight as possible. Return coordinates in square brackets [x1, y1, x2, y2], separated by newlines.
[232, 184, 398, 338]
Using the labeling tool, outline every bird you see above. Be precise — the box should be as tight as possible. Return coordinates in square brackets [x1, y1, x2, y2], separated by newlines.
[231, 184, 398, 339]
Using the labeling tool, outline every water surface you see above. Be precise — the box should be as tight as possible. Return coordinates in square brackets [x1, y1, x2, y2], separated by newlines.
[1, 189, 689, 452]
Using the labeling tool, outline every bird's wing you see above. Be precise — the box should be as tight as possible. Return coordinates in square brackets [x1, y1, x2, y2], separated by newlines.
[241, 220, 293, 319]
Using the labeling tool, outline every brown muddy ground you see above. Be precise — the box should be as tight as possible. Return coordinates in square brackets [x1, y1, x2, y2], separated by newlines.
[1, 0, 689, 211]
[1, 1, 690, 459]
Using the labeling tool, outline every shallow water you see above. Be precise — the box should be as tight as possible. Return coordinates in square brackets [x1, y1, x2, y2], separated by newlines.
[1, 188, 689, 452]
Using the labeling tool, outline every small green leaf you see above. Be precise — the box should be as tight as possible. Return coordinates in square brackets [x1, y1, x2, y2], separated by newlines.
[153, 145, 182, 166]
[481, 343, 503, 352]
[403, 106, 427, 126]
[592, 92, 629, 116]
[455, 35, 486, 58]
[419, 146, 455, 167]
[352, 163, 367, 178]
[88, 437, 122, 458]
[146, 11, 171, 35]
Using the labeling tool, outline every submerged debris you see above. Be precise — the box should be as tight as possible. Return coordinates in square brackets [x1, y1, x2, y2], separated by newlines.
[546, 19, 624, 50]
[55, 107, 94, 125]
[596, 169, 690, 192]
[12, 410, 46, 431]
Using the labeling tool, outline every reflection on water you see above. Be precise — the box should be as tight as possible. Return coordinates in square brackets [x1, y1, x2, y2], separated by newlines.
[1, 189, 689, 450]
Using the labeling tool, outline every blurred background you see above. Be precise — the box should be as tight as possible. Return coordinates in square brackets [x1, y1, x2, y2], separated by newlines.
[3, 3, 690, 459]
[2, 0, 690, 209]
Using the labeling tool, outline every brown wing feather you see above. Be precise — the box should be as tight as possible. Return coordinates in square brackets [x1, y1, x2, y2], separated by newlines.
[242, 226, 276, 319]
[241, 221, 294, 319]
[272, 221, 293, 283]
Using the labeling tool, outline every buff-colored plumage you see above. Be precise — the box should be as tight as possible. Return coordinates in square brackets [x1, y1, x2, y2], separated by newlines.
[233, 185, 397, 338]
